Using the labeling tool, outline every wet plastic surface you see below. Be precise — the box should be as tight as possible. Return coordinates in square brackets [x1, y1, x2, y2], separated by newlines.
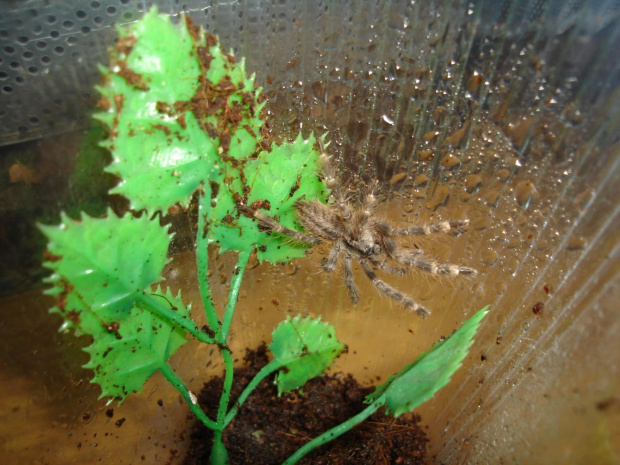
[1, 1, 619, 464]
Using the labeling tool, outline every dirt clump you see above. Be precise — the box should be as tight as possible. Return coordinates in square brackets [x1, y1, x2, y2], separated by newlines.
[183, 345, 427, 465]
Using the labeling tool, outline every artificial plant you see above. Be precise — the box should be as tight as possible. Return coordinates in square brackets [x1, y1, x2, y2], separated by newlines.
[41, 9, 488, 465]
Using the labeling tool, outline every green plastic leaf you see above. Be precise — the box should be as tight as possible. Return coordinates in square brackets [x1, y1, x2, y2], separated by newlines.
[46, 277, 109, 338]
[269, 315, 344, 395]
[83, 286, 190, 403]
[95, 9, 327, 263]
[40, 210, 171, 322]
[209, 133, 328, 264]
[366, 306, 489, 417]
[95, 8, 264, 211]
[41, 211, 193, 403]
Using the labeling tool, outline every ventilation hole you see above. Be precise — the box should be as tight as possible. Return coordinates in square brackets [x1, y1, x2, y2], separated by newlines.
[4, 46, 16, 55]
[120, 0, 131, 4]
[41, 55, 51, 64]
[28, 66, 38, 74]
[54, 46, 65, 55]
[67, 36, 77, 45]
[32, 24, 43, 34]
[63, 20, 75, 30]
[91, 1, 101, 8]
[71, 51, 82, 59]
[9, 62, 20, 70]
[123, 12, 133, 20]
[17, 36, 29, 45]
[76, 10, 88, 19]
[50, 30, 60, 38]
[35, 41, 47, 50]
[106, 6, 117, 15]
[94, 16, 103, 25]
[46, 15, 57, 24]
[0, 71, 8, 80]
[30, 117, 40, 124]
[15, 76, 24, 84]
[23, 51, 34, 59]
[81, 26, 91, 34]
[2, 86, 13, 93]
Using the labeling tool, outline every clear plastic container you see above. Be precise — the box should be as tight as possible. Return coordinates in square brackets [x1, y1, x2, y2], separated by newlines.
[1, 1, 619, 464]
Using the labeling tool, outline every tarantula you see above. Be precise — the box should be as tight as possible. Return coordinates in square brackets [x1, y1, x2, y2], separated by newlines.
[238, 145, 477, 317]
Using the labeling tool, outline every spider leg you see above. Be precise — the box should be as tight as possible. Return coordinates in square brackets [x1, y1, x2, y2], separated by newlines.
[323, 240, 342, 272]
[392, 219, 470, 236]
[343, 251, 360, 303]
[238, 205, 321, 245]
[318, 139, 351, 219]
[437, 263, 478, 276]
[361, 180, 379, 216]
[359, 259, 430, 317]
[393, 250, 478, 277]
[368, 257, 408, 276]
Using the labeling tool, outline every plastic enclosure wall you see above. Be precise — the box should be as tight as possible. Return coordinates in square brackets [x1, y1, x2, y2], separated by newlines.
[0, 1, 619, 464]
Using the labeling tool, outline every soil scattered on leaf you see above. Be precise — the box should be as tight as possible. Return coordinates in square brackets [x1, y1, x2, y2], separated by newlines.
[183, 345, 427, 465]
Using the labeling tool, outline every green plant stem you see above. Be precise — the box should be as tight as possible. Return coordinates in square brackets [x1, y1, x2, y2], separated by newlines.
[223, 358, 283, 428]
[218, 349, 235, 423]
[282, 395, 387, 465]
[138, 293, 214, 344]
[219, 249, 251, 343]
[212, 250, 251, 444]
[159, 362, 219, 431]
[210, 431, 230, 465]
[196, 186, 220, 333]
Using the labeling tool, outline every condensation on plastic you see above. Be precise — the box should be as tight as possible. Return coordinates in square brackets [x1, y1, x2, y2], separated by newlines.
[1, 0, 619, 464]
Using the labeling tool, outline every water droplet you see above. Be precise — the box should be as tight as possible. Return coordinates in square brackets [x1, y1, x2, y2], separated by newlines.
[464, 174, 483, 193]
[522, 230, 536, 247]
[381, 114, 394, 125]
[389, 172, 406, 184]
[484, 190, 500, 207]
[441, 153, 461, 169]
[495, 282, 506, 295]
[515, 180, 536, 208]
[481, 248, 498, 266]
[284, 263, 299, 276]
[414, 174, 428, 186]
[496, 169, 510, 181]
[423, 130, 440, 141]
[567, 235, 587, 251]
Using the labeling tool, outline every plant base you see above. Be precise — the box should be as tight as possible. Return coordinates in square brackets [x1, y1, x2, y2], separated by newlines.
[183, 345, 428, 465]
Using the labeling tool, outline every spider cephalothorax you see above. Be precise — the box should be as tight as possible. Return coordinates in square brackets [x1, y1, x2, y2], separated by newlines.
[239, 146, 477, 317]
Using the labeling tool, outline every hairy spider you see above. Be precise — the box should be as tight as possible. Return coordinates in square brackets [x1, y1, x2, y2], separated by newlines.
[238, 145, 477, 317]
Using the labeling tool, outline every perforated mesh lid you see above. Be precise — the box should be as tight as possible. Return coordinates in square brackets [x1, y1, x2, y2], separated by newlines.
[1, 1, 620, 464]
[1, 0, 616, 146]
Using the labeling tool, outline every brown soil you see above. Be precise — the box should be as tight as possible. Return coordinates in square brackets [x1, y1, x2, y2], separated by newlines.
[183, 345, 427, 465]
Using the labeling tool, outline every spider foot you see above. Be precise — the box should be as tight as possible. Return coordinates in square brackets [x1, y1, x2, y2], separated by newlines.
[437, 264, 478, 277]
[404, 301, 431, 318]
